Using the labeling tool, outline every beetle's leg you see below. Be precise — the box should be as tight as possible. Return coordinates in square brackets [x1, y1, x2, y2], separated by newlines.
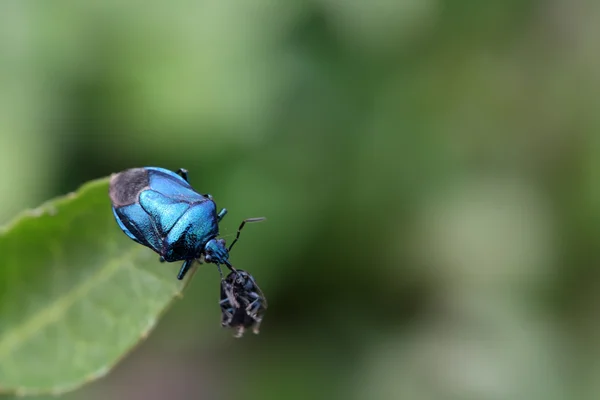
[177, 259, 194, 280]
[176, 168, 189, 182]
[177, 168, 211, 198]
[159, 256, 165, 263]
[217, 208, 227, 222]
[227, 217, 266, 252]
[216, 263, 224, 279]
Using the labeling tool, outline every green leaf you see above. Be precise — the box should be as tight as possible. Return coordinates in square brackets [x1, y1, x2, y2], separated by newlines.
[0, 178, 192, 396]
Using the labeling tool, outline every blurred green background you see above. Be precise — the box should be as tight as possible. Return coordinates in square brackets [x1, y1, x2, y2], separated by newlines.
[2, 0, 600, 399]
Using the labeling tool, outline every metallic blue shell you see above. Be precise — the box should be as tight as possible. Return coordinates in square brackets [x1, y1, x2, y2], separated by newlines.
[109, 167, 219, 262]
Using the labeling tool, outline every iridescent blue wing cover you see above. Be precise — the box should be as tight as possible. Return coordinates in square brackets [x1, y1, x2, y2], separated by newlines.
[109, 167, 211, 256]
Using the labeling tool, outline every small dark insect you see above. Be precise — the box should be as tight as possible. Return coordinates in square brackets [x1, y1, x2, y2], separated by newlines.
[220, 270, 267, 338]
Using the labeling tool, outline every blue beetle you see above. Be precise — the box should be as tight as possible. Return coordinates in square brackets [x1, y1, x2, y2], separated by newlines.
[109, 166, 264, 282]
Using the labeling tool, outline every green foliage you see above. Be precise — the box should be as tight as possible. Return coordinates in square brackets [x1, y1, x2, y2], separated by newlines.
[2, 0, 600, 399]
[0, 179, 189, 396]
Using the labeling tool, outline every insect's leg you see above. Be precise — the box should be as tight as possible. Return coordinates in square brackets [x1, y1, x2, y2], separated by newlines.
[176, 168, 189, 182]
[219, 298, 230, 306]
[245, 293, 262, 318]
[159, 256, 165, 263]
[177, 259, 194, 280]
[234, 325, 245, 338]
[220, 298, 235, 323]
[221, 310, 234, 327]
[227, 217, 266, 252]
[217, 208, 227, 222]
[219, 264, 240, 308]
[246, 301, 262, 318]
[251, 319, 262, 335]
[219, 296, 234, 325]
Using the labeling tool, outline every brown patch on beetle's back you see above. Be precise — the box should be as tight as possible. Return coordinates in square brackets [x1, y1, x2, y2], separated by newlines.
[109, 168, 150, 207]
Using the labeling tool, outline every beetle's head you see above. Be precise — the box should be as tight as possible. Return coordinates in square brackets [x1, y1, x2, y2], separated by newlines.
[204, 238, 229, 265]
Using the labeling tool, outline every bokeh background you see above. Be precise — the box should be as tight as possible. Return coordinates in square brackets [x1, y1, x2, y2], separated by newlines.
[2, 1, 600, 399]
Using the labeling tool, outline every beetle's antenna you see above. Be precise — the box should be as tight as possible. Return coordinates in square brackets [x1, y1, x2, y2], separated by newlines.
[228, 217, 266, 252]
